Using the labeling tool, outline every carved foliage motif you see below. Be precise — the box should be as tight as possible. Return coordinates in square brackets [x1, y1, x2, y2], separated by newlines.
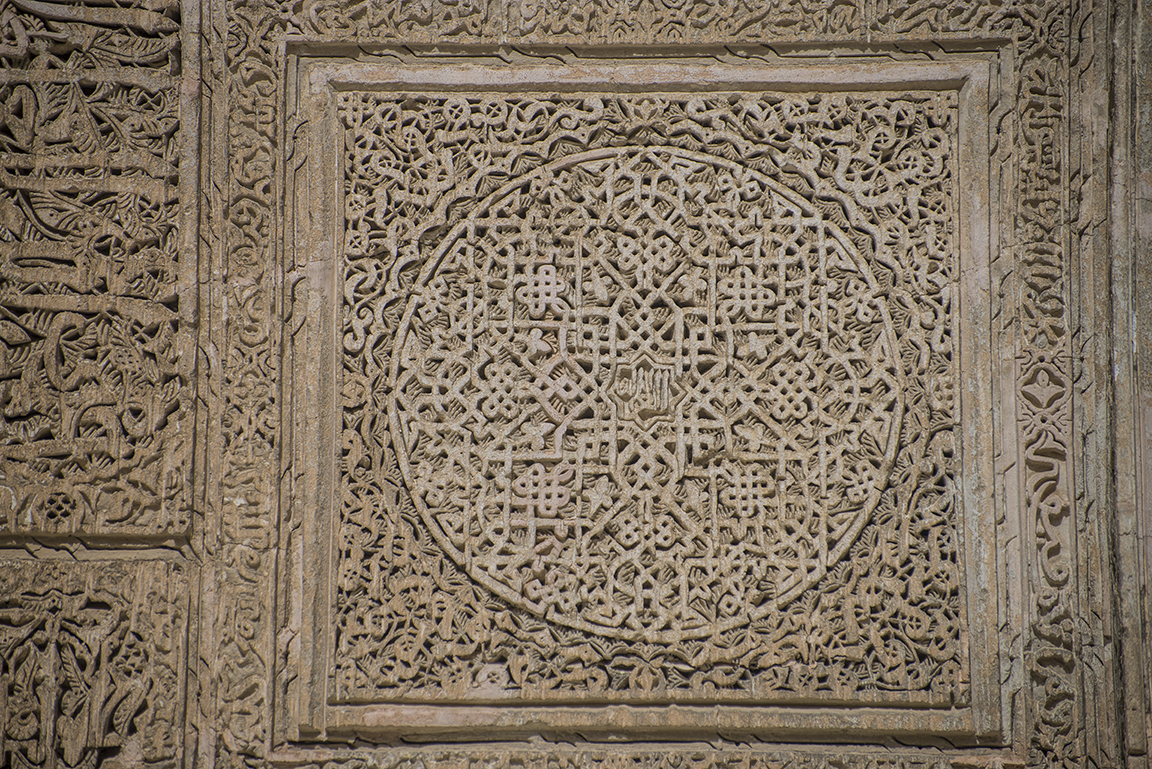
[1014, 16, 1079, 769]
[0, 560, 187, 769]
[0, 1, 191, 767]
[201, 0, 1088, 764]
[866, 1, 1081, 761]
[0, 0, 187, 537]
[336, 92, 965, 702]
[877, 0, 1082, 764]
[211, 0, 291, 760]
[293, 0, 861, 41]
[299, 750, 982, 769]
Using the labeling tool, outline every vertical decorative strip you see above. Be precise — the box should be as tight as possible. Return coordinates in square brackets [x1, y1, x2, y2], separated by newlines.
[1009, 3, 1083, 767]
[212, 0, 287, 764]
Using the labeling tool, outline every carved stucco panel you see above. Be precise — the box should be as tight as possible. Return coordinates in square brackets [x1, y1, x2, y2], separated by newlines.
[280, 57, 1003, 743]
[0, 559, 189, 769]
[0, 0, 1135, 766]
[0, 3, 197, 769]
[336, 89, 965, 698]
[200, 0, 1134, 765]
[0, 0, 193, 538]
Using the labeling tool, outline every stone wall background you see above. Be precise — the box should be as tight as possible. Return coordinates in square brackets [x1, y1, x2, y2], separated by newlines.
[0, 0, 1148, 767]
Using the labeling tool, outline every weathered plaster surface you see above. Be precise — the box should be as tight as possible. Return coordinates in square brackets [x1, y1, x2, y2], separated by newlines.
[0, 1, 1147, 767]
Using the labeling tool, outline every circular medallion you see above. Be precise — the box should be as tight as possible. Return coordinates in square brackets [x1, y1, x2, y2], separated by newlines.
[390, 147, 903, 642]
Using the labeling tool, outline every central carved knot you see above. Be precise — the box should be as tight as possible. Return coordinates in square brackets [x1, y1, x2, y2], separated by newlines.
[609, 351, 687, 428]
[390, 146, 903, 642]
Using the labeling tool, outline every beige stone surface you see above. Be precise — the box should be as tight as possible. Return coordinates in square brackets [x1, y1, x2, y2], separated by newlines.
[0, 0, 1148, 767]
[284, 56, 1002, 743]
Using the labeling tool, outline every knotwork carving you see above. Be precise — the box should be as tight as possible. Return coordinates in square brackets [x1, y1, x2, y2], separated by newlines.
[0, 560, 187, 769]
[391, 145, 904, 641]
[336, 92, 964, 701]
[212, 0, 1105, 761]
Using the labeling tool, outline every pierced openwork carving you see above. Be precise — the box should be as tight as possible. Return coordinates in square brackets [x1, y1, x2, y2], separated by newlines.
[336, 92, 965, 702]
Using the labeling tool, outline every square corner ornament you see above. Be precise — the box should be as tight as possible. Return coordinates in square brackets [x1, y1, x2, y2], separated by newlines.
[287, 55, 1005, 743]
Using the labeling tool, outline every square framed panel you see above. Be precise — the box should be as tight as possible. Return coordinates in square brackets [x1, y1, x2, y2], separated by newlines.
[285, 52, 1005, 744]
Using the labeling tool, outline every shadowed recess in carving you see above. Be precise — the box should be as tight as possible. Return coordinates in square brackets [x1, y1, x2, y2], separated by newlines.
[0, 560, 186, 769]
[0, 0, 187, 538]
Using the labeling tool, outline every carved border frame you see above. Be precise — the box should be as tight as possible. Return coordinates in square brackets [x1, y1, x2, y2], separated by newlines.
[281, 52, 1004, 745]
[1, 0, 1144, 766]
[195, 0, 1141, 765]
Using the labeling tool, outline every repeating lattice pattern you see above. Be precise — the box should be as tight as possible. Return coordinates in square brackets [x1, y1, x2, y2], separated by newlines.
[392, 145, 903, 640]
[336, 92, 965, 702]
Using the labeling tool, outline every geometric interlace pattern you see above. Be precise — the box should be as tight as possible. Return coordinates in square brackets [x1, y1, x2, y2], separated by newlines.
[339, 92, 963, 700]
[392, 146, 902, 641]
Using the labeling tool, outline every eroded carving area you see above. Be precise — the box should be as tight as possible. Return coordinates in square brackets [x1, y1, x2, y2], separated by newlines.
[338, 93, 964, 701]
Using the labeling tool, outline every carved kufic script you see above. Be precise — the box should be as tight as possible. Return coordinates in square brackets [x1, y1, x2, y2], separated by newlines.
[0, 560, 187, 769]
[0, 0, 188, 537]
[337, 92, 965, 701]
